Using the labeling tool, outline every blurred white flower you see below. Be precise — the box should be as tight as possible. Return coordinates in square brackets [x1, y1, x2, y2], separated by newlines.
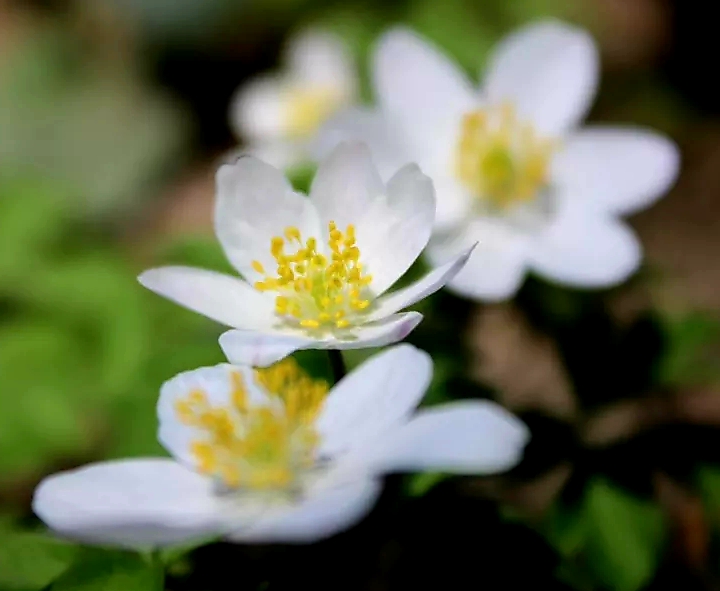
[230, 28, 358, 170]
[139, 142, 472, 367]
[33, 345, 529, 548]
[314, 21, 680, 301]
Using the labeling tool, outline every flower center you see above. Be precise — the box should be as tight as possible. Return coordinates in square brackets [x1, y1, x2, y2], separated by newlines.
[284, 86, 345, 139]
[175, 359, 329, 490]
[455, 103, 556, 209]
[252, 222, 373, 333]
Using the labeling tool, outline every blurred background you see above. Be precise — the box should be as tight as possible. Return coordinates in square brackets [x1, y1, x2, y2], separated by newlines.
[1, 0, 720, 590]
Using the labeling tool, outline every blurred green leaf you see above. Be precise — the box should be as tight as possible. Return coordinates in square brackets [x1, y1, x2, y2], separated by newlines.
[697, 465, 720, 526]
[50, 550, 157, 591]
[584, 479, 666, 591]
[0, 529, 78, 590]
[543, 502, 588, 560]
[0, 176, 70, 282]
[543, 480, 666, 591]
[157, 235, 234, 275]
[406, 472, 449, 497]
[0, 25, 189, 215]
[660, 312, 720, 386]
[408, 0, 498, 77]
[0, 321, 93, 478]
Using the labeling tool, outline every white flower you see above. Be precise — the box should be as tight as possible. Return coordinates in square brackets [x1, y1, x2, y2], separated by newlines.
[230, 28, 358, 170]
[32, 345, 529, 548]
[314, 21, 680, 301]
[139, 142, 473, 367]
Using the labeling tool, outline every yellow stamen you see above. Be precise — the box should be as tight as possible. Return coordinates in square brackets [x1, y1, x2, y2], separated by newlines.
[455, 102, 556, 209]
[284, 86, 345, 139]
[175, 363, 328, 491]
[252, 221, 374, 333]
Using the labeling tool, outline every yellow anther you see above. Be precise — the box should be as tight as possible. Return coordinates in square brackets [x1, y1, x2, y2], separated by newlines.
[271, 236, 284, 253]
[284, 227, 301, 242]
[252, 260, 265, 274]
[252, 222, 374, 332]
[177, 360, 328, 492]
[336, 319, 350, 329]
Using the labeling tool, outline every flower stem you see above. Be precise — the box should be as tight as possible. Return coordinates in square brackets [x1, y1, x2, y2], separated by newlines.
[328, 349, 346, 383]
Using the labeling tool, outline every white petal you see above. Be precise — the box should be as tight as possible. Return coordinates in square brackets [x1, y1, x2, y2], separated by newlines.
[426, 220, 530, 301]
[311, 107, 410, 181]
[363, 401, 529, 474]
[138, 266, 276, 329]
[286, 28, 357, 97]
[229, 75, 287, 142]
[368, 245, 475, 320]
[432, 176, 475, 231]
[32, 459, 229, 549]
[317, 344, 432, 457]
[219, 313, 423, 366]
[552, 126, 680, 216]
[219, 329, 316, 367]
[356, 163, 435, 295]
[484, 20, 598, 136]
[309, 142, 385, 232]
[158, 365, 270, 466]
[228, 473, 381, 543]
[528, 205, 642, 287]
[229, 478, 380, 544]
[373, 28, 477, 164]
[215, 156, 322, 282]
[329, 312, 424, 350]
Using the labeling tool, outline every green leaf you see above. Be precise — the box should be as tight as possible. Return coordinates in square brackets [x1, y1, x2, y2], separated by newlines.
[406, 472, 449, 497]
[156, 234, 234, 275]
[50, 550, 157, 591]
[408, 0, 498, 77]
[660, 312, 720, 386]
[159, 536, 218, 568]
[697, 465, 720, 525]
[0, 529, 78, 590]
[584, 479, 666, 591]
[0, 321, 92, 478]
[0, 176, 69, 282]
[543, 502, 588, 559]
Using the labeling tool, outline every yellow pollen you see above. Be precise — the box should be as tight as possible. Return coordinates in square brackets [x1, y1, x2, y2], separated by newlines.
[284, 86, 345, 139]
[175, 362, 328, 491]
[455, 102, 556, 209]
[253, 221, 374, 333]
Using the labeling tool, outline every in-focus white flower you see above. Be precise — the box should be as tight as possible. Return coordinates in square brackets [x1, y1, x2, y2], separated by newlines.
[230, 28, 358, 170]
[33, 345, 529, 548]
[314, 21, 680, 301]
[139, 142, 473, 367]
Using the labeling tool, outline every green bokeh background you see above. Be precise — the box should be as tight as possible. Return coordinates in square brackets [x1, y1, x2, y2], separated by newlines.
[2, 0, 720, 590]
